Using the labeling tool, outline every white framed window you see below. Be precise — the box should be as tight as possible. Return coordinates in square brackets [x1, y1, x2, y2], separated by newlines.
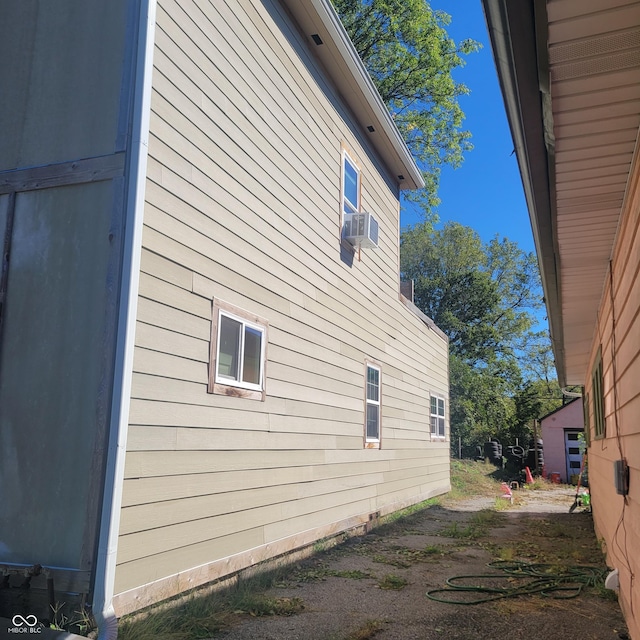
[342, 149, 361, 215]
[430, 395, 446, 439]
[209, 300, 268, 401]
[365, 362, 381, 445]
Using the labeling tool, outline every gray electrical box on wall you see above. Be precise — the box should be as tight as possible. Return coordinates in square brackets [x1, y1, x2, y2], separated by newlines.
[614, 459, 629, 496]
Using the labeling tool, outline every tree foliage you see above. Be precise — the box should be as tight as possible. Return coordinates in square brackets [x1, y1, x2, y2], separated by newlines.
[400, 222, 562, 450]
[401, 222, 540, 366]
[332, 0, 479, 215]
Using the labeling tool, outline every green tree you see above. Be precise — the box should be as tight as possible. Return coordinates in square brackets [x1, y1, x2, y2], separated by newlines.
[450, 355, 517, 451]
[332, 0, 479, 216]
[401, 222, 541, 367]
[400, 221, 549, 450]
[511, 378, 563, 442]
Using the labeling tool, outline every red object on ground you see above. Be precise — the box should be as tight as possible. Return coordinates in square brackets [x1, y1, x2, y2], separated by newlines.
[500, 482, 513, 504]
[542, 465, 547, 479]
[550, 472, 561, 484]
[525, 466, 534, 484]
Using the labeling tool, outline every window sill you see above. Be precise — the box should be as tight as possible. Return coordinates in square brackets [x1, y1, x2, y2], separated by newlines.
[365, 440, 381, 449]
[208, 381, 265, 401]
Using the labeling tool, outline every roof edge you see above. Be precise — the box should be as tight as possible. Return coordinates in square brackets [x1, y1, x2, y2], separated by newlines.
[481, 0, 567, 386]
[283, 0, 425, 191]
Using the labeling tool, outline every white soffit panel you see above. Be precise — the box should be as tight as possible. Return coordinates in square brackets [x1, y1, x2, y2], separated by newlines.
[547, 0, 640, 383]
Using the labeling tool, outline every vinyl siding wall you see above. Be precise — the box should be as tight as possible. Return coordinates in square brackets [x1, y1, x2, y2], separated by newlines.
[585, 151, 640, 640]
[114, 0, 449, 612]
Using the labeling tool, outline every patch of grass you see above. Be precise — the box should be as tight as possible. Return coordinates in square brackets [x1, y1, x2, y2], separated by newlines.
[440, 509, 505, 541]
[291, 565, 330, 583]
[293, 564, 373, 581]
[118, 565, 306, 640]
[592, 583, 620, 602]
[471, 509, 503, 527]
[523, 477, 553, 491]
[230, 593, 304, 617]
[343, 619, 385, 640]
[497, 547, 516, 561]
[372, 543, 453, 568]
[447, 460, 503, 501]
[494, 497, 512, 510]
[439, 522, 481, 539]
[423, 544, 452, 556]
[118, 592, 231, 640]
[372, 553, 411, 568]
[377, 574, 408, 590]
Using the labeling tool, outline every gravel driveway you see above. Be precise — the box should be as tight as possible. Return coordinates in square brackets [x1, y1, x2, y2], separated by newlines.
[214, 486, 628, 640]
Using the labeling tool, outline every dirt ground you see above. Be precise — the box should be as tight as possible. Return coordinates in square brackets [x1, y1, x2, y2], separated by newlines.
[214, 486, 628, 640]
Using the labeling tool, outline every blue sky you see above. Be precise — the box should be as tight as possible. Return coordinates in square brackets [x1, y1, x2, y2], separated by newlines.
[401, 0, 535, 256]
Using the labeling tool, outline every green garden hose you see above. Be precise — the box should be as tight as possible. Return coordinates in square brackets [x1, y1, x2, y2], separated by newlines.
[425, 561, 608, 605]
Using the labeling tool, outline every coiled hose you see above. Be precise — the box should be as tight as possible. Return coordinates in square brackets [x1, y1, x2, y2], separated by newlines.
[425, 561, 608, 605]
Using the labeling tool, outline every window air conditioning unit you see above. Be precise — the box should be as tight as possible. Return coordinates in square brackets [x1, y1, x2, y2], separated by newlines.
[343, 212, 379, 249]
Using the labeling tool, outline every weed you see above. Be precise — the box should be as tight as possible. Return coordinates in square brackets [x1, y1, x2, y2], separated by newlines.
[49, 603, 68, 631]
[592, 583, 620, 602]
[231, 593, 304, 617]
[343, 619, 385, 640]
[293, 565, 373, 581]
[497, 547, 516, 561]
[118, 592, 230, 640]
[439, 511, 503, 541]
[292, 563, 332, 583]
[494, 497, 512, 511]
[423, 544, 451, 556]
[439, 522, 479, 539]
[371, 552, 411, 568]
[371, 542, 453, 568]
[118, 568, 306, 640]
[377, 574, 408, 590]
[523, 478, 553, 491]
[471, 509, 503, 527]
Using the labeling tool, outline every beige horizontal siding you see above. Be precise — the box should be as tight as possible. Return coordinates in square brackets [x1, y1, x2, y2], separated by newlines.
[116, 0, 449, 603]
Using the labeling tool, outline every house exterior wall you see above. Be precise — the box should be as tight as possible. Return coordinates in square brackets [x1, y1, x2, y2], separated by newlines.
[584, 149, 640, 640]
[113, 0, 450, 614]
[540, 401, 583, 483]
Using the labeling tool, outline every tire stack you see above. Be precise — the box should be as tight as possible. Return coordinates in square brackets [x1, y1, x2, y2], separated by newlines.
[505, 445, 526, 473]
[526, 438, 544, 474]
[483, 439, 503, 468]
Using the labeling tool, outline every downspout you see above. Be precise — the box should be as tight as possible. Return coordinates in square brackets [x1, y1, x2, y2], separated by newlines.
[92, 0, 156, 638]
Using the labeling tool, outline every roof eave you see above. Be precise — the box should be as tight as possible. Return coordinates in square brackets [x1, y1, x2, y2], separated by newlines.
[282, 0, 425, 191]
[481, 0, 567, 386]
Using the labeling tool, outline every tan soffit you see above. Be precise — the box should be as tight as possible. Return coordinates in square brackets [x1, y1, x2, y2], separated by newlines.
[547, 0, 640, 383]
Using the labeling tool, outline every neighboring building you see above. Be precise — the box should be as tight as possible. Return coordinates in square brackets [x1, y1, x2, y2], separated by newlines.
[540, 399, 584, 484]
[482, 0, 640, 637]
[0, 0, 450, 635]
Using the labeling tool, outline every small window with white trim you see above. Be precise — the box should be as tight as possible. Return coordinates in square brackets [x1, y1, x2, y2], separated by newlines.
[209, 300, 268, 401]
[342, 149, 361, 215]
[365, 362, 381, 445]
[430, 395, 446, 439]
